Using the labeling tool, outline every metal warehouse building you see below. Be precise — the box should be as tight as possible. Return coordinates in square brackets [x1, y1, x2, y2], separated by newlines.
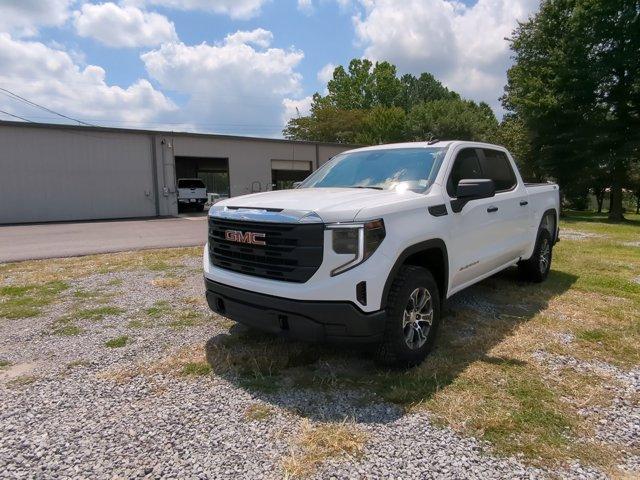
[0, 121, 352, 225]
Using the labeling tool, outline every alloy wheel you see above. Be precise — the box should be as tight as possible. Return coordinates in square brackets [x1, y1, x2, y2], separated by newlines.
[402, 287, 434, 350]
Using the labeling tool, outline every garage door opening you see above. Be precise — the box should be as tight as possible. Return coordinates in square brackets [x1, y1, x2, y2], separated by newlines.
[271, 160, 311, 190]
[175, 156, 230, 202]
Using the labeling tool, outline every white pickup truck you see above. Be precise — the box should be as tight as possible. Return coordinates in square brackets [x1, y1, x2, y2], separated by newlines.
[203, 141, 559, 366]
[177, 178, 208, 212]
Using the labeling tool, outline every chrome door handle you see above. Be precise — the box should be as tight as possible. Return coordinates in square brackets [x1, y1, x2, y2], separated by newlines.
[487, 206, 499, 213]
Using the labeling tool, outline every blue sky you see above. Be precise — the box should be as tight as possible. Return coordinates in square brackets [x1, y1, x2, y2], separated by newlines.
[0, 0, 539, 137]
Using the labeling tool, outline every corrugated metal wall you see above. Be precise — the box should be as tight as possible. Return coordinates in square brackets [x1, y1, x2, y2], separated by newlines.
[0, 126, 158, 224]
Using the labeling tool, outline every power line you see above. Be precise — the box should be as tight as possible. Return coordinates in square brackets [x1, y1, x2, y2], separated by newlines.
[0, 87, 96, 127]
[0, 109, 34, 123]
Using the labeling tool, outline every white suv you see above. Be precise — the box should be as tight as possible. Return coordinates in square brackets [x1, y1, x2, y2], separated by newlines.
[203, 141, 559, 366]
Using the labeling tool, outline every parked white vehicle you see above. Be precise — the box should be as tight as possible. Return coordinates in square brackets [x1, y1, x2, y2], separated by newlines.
[177, 178, 208, 212]
[203, 141, 560, 366]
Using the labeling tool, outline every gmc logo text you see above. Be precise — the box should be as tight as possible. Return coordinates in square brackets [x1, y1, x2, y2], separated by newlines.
[224, 230, 266, 246]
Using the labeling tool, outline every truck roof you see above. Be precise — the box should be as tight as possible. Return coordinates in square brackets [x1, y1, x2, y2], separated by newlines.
[345, 140, 506, 153]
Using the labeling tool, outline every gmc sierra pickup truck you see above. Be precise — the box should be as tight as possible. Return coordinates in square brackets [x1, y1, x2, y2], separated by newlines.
[203, 141, 559, 366]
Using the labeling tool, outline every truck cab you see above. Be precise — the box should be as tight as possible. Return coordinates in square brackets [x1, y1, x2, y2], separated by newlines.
[203, 141, 560, 366]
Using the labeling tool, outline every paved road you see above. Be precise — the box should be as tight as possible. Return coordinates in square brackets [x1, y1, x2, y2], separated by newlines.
[0, 215, 208, 263]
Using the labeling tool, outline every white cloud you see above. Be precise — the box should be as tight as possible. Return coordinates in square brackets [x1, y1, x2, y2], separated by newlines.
[282, 96, 313, 124]
[318, 63, 336, 84]
[141, 29, 305, 135]
[0, 33, 176, 125]
[73, 3, 178, 48]
[134, 0, 270, 19]
[297, 0, 314, 14]
[0, 0, 74, 37]
[352, 0, 539, 110]
[224, 28, 273, 48]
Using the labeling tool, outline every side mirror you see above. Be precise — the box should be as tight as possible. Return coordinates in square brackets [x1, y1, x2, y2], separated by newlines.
[456, 179, 495, 199]
[451, 179, 495, 212]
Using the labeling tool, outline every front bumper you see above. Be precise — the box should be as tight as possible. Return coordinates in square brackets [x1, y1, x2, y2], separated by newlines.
[205, 278, 386, 343]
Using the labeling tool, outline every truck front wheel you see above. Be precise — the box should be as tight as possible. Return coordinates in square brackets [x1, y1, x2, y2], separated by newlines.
[377, 265, 441, 367]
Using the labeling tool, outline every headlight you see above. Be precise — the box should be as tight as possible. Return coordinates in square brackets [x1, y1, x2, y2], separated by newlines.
[328, 219, 385, 276]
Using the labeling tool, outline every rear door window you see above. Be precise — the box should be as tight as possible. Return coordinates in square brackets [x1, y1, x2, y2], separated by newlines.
[447, 148, 482, 197]
[480, 150, 517, 192]
[178, 179, 206, 189]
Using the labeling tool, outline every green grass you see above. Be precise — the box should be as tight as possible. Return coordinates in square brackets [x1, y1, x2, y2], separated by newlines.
[72, 306, 125, 321]
[0, 280, 69, 319]
[72, 289, 114, 302]
[52, 323, 83, 336]
[105, 335, 130, 348]
[145, 301, 172, 318]
[243, 404, 273, 422]
[181, 361, 212, 376]
[168, 309, 208, 329]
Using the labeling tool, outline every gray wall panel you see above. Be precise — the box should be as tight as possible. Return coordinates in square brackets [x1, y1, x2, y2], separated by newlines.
[0, 126, 156, 223]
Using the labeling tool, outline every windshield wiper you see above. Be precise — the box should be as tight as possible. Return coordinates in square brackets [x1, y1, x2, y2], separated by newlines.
[351, 186, 383, 190]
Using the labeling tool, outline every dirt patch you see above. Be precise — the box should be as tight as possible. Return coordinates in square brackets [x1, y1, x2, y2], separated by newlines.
[0, 362, 37, 381]
[561, 230, 605, 241]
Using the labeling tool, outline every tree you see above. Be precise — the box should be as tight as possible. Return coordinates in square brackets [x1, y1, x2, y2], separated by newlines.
[284, 59, 498, 144]
[494, 114, 542, 182]
[628, 161, 640, 214]
[407, 99, 498, 142]
[503, 0, 640, 220]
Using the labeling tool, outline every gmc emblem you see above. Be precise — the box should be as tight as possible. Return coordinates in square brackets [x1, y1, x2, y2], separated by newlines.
[224, 230, 266, 246]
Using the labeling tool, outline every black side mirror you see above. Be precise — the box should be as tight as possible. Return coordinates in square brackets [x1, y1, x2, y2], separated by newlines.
[456, 179, 495, 199]
[451, 179, 495, 212]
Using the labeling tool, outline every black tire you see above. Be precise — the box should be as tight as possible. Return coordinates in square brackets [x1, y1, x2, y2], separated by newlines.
[518, 228, 553, 282]
[196, 204, 205, 212]
[377, 265, 441, 367]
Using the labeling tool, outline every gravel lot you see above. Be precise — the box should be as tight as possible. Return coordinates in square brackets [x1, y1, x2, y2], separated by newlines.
[0, 251, 637, 479]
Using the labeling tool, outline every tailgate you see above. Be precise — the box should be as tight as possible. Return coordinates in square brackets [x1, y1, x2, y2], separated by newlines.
[178, 188, 207, 199]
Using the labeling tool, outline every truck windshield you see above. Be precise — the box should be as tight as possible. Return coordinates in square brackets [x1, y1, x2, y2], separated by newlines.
[299, 147, 447, 193]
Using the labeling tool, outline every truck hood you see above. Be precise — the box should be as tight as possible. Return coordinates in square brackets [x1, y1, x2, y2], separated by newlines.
[211, 188, 420, 223]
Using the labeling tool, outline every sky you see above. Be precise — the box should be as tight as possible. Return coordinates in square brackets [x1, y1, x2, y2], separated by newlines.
[0, 0, 540, 137]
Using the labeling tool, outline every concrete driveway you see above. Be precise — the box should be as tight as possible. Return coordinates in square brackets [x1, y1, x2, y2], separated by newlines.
[0, 215, 208, 263]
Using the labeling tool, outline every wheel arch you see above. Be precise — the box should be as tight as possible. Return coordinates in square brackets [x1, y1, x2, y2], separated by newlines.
[540, 207, 559, 243]
[380, 239, 449, 309]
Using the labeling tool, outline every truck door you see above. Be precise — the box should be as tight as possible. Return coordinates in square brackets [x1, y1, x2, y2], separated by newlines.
[446, 148, 502, 292]
[478, 149, 530, 262]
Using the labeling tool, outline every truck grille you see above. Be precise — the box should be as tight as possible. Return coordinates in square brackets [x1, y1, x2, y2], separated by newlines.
[208, 217, 324, 283]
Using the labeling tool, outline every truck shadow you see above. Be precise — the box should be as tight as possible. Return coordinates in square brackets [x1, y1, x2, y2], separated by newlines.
[204, 267, 577, 424]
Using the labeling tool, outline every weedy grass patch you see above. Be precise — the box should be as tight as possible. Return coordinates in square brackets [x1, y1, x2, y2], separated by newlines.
[281, 419, 367, 479]
[72, 306, 125, 321]
[243, 403, 274, 422]
[0, 247, 200, 285]
[181, 361, 212, 376]
[105, 336, 130, 348]
[0, 280, 69, 319]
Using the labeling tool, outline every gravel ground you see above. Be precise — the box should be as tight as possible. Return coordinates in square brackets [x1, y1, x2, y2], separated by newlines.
[0, 256, 634, 479]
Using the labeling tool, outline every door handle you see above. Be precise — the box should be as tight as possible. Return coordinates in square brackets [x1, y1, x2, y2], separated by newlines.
[520, 201, 529, 206]
[487, 206, 499, 213]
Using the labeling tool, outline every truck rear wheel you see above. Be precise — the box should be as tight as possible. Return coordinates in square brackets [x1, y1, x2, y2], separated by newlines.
[518, 229, 553, 282]
[377, 265, 441, 367]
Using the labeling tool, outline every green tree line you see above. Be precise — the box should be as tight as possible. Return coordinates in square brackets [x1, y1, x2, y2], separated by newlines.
[283, 59, 498, 145]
